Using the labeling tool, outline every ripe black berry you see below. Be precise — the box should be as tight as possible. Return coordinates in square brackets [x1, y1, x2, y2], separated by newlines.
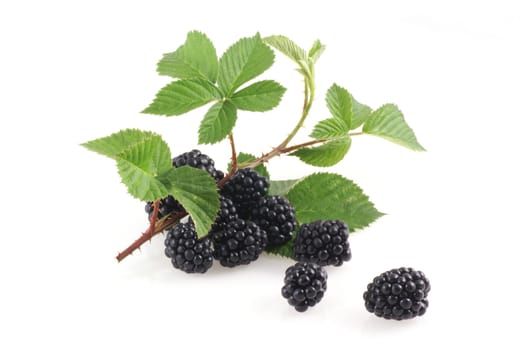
[172, 149, 224, 181]
[210, 196, 239, 233]
[212, 219, 267, 267]
[221, 168, 269, 218]
[145, 195, 183, 221]
[281, 262, 327, 312]
[294, 220, 351, 266]
[363, 267, 431, 320]
[164, 220, 214, 273]
[251, 195, 297, 246]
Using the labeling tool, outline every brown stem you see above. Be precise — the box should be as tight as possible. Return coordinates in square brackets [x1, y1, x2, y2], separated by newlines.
[229, 133, 238, 173]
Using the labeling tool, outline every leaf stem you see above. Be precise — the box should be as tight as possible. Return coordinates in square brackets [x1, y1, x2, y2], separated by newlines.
[229, 133, 238, 173]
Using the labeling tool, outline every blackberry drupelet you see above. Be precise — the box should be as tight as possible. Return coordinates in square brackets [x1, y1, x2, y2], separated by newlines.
[363, 267, 431, 320]
[251, 195, 297, 246]
[281, 262, 327, 312]
[212, 219, 267, 267]
[210, 196, 239, 234]
[172, 149, 224, 181]
[221, 168, 269, 218]
[294, 220, 351, 266]
[164, 220, 214, 273]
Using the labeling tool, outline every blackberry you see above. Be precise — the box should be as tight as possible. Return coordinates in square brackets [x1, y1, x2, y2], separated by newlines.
[281, 262, 327, 312]
[363, 267, 431, 320]
[172, 149, 224, 181]
[221, 168, 269, 218]
[210, 196, 239, 234]
[212, 219, 267, 267]
[145, 149, 224, 220]
[294, 220, 351, 266]
[251, 195, 297, 246]
[164, 221, 214, 273]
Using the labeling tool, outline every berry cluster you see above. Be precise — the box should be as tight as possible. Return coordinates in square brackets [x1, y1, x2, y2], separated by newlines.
[282, 262, 327, 312]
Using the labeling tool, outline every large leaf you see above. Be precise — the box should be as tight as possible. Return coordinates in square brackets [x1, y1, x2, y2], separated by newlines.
[291, 136, 351, 167]
[263, 35, 307, 63]
[157, 31, 218, 82]
[218, 34, 275, 96]
[142, 78, 222, 116]
[363, 104, 425, 151]
[268, 179, 301, 196]
[81, 129, 157, 160]
[160, 167, 220, 238]
[229, 153, 270, 180]
[326, 84, 352, 129]
[198, 101, 237, 144]
[287, 173, 384, 230]
[310, 117, 349, 140]
[351, 97, 372, 130]
[230, 80, 286, 112]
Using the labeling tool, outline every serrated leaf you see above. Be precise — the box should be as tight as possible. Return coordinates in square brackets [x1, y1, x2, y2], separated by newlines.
[268, 179, 301, 196]
[350, 97, 372, 130]
[310, 118, 349, 139]
[291, 136, 351, 167]
[157, 31, 218, 82]
[363, 104, 425, 151]
[230, 80, 286, 112]
[326, 84, 352, 129]
[160, 167, 219, 238]
[142, 78, 221, 116]
[229, 153, 270, 180]
[115, 135, 172, 201]
[308, 40, 325, 63]
[264, 234, 295, 259]
[287, 173, 384, 230]
[263, 35, 307, 63]
[81, 129, 157, 160]
[218, 34, 275, 96]
[198, 101, 237, 144]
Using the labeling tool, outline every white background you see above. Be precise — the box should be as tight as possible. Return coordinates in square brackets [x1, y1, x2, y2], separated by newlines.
[1, 0, 522, 348]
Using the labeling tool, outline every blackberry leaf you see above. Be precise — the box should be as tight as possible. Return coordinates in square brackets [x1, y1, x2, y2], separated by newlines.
[310, 117, 349, 140]
[267, 179, 301, 196]
[363, 104, 425, 151]
[308, 40, 325, 63]
[198, 101, 238, 144]
[81, 129, 158, 160]
[291, 136, 351, 167]
[157, 31, 218, 82]
[326, 84, 353, 129]
[263, 35, 307, 63]
[231, 80, 286, 112]
[287, 173, 384, 230]
[265, 234, 295, 259]
[351, 97, 372, 130]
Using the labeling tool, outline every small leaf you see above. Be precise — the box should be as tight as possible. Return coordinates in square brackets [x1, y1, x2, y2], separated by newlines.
[218, 34, 275, 96]
[265, 234, 295, 259]
[291, 136, 351, 167]
[287, 173, 384, 230]
[326, 84, 352, 129]
[263, 35, 307, 63]
[160, 167, 220, 238]
[310, 118, 349, 140]
[363, 104, 425, 151]
[142, 78, 222, 116]
[230, 80, 286, 112]
[229, 153, 270, 180]
[157, 31, 218, 82]
[268, 179, 301, 196]
[350, 97, 372, 130]
[198, 101, 237, 144]
[308, 40, 325, 63]
[81, 129, 157, 160]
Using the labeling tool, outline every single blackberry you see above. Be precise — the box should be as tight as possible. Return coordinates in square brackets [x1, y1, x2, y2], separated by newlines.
[281, 262, 327, 312]
[172, 149, 224, 181]
[221, 168, 269, 218]
[212, 219, 267, 267]
[164, 221, 214, 273]
[251, 195, 297, 246]
[294, 220, 351, 266]
[210, 196, 239, 234]
[363, 267, 431, 320]
[145, 149, 224, 220]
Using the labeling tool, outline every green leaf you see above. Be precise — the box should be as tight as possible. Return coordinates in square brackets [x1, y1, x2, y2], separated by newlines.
[268, 179, 301, 196]
[229, 153, 270, 180]
[218, 34, 275, 96]
[263, 35, 307, 63]
[81, 129, 157, 160]
[142, 78, 222, 116]
[350, 97, 372, 130]
[362, 104, 425, 151]
[157, 31, 218, 82]
[291, 136, 351, 167]
[308, 40, 325, 63]
[198, 101, 237, 144]
[115, 135, 172, 201]
[326, 84, 352, 129]
[160, 167, 220, 238]
[310, 118, 349, 139]
[264, 234, 295, 259]
[287, 173, 384, 230]
[230, 80, 286, 112]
